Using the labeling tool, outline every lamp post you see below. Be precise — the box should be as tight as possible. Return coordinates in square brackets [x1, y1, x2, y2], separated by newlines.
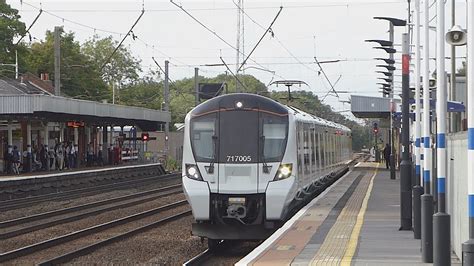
[421, 0, 433, 262]
[433, 0, 451, 264]
[370, 46, 396, 180]
[400, 33, 413, 231]
[371, 17, 407, 184]
[412, 0, 423, 241]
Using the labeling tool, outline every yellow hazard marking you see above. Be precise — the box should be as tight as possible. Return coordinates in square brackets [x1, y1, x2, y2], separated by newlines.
[340, 164, 379, 266]
[275, 245, 294, 251]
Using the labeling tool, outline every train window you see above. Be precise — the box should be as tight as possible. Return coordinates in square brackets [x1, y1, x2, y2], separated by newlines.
[190, 115, 217, 162]
[304, 124, 310, 175]
[317, 132, 321, 170]
[297, 122, 302, 178]
[262, 120, 288, 162]
[311, 128, 316, 174]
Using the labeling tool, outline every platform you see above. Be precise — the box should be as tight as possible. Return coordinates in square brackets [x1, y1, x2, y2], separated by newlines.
[0, 163, 163, 182]
[0, 163, 167, 200]
[237, 164, 461, 265]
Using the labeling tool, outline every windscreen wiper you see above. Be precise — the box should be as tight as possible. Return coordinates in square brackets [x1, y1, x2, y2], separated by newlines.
[207, 135, 218, 174]
[260, 136, 270, 173]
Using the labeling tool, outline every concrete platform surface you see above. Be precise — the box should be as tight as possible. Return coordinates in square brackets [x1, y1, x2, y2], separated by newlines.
[237, 165, 461, 266]
[0, 163, 162, 182]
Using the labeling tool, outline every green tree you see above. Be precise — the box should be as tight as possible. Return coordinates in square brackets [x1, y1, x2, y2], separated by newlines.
[82, 35, 141, 85]
[120, 72, 163, 109]
[0, 2, 26, 77]
[24, 28, 108, 100]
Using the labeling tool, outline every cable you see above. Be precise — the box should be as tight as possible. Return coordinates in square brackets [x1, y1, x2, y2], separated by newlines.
[169, 0, 285, 79]
[20, 1, 126, 36]
[232, 1, 321, 75]
[16, 1, 410, 13]
[16, 8, 43, 45]
[220, 56, 249, 91]
[231, 0, 336, 99]
[151, 57, 191, 100]
[237, 6, 283, 72]
[100, 9, 145, 71]
[315, 56, 340, 99]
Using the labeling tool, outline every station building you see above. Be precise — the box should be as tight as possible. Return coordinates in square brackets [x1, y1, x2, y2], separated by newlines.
[0, 74, 170, 173]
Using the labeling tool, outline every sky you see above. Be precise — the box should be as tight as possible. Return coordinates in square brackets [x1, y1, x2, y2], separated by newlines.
[7, 0, 469, 121]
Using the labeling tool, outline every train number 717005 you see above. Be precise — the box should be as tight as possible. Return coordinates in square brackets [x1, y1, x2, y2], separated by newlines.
[226, 155, 252, 162]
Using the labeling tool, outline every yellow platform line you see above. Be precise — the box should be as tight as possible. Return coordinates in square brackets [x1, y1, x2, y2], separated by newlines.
[340, 164, 379, 266]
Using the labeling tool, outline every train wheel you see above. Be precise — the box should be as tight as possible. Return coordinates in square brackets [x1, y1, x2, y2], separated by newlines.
[208, 239, 220, 250]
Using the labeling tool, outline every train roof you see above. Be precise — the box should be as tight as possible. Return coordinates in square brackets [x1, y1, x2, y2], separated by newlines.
[189, 93, 350, 132]
[286, 105, 351, 133]
[190, 93, 288, 117]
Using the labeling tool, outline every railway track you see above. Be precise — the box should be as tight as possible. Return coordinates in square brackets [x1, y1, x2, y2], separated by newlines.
[0, 184, 182, 239]
[0, 173, 180, 211]
[0, 200, 191, 263]
[184, 241, 261, 266]
[184, 248, 215, 266]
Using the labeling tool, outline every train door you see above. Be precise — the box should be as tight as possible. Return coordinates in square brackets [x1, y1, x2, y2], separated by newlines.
[217, 110, 259, 194]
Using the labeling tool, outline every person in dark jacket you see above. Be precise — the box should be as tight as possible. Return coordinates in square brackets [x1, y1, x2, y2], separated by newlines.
[383, 144, 391, 169]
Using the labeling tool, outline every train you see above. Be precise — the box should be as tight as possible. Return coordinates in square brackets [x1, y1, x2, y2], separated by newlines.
[181, 93, 352, 248]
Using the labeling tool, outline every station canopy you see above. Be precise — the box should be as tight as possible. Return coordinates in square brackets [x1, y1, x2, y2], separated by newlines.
[0, 76, 170, 131]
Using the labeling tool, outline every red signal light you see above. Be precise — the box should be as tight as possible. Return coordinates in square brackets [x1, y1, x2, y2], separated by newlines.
[141, 133, 149, 141]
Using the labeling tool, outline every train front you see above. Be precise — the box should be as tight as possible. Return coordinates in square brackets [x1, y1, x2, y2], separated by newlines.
[182, 94, 296, 242]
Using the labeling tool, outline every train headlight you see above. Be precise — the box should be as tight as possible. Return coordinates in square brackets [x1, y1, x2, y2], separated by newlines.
[274, 163, 293, 181]
[186, 164, 203, 181]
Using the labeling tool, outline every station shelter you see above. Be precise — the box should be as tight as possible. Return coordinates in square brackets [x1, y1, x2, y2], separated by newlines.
[0, 74, 170, 174]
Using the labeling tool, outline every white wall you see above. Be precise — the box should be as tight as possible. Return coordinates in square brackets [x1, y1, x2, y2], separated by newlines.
[447, 132, 469, 258]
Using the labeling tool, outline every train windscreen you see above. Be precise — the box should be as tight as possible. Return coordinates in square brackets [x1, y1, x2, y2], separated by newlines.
[190, 114, 217, 162]
[190, 110, 288, 163]
[261, 113, 288, 162]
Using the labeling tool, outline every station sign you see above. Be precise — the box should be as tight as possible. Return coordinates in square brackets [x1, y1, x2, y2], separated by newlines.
[67, 121, 85, 128]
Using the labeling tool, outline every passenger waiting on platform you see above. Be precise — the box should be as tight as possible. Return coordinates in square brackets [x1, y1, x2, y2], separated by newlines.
[39, 145, 47, 170]
[49, 148, 56, 170]
[12, 146, 20, 175]
[4, 147, 12, 174]
[97, 150, 103, 166]
[383, 144, 391, 169]
[55, 143, 64, 170]
[68, 143, 76, 169]
[32, 146, 42, 171]
[64, 143, 69, 169]
[86, 143, 94, 167]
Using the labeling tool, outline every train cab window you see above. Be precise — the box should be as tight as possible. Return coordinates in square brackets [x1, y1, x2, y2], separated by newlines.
[261, 114, 288, 162]
[190, 114, 217, 162]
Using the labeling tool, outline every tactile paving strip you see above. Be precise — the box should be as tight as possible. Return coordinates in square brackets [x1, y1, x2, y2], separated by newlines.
[249, 171, 365, 266]
[307, 170, 373, 265]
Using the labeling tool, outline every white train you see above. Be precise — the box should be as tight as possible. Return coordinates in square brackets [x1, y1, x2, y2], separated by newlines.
[182, 93, 352, 248]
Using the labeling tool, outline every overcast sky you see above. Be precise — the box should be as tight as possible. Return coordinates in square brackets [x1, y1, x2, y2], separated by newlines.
[8, 0, 468, 120]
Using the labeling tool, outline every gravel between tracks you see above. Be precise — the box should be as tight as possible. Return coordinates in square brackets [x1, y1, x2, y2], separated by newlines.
[10, 205, 191, 265]
[0, 177, 181, 222]
[71, 215, 207, 265]
[1, 193, 186, 254]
